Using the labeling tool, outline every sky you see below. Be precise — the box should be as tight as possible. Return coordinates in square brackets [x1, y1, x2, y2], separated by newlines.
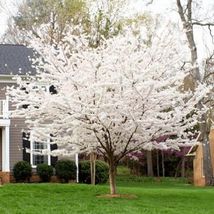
[0, 0, 21, 36]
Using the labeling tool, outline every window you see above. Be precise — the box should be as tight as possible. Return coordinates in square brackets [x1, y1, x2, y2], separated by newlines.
[23, 132, 58, 167]
[30, 140, 51, 168]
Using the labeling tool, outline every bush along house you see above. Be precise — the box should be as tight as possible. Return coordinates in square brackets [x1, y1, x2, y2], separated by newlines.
[0, 44, 62, 183]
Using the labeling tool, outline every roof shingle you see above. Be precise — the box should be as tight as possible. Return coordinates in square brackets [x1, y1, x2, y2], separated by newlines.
[0, 44, 36, 75]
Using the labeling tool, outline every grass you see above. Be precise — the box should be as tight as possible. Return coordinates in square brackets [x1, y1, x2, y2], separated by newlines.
[117, 165, 131, 176]
[0, 176, 214, 214]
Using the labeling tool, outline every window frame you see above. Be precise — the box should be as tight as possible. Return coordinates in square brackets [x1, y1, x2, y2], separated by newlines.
[30, 138, 51, 168]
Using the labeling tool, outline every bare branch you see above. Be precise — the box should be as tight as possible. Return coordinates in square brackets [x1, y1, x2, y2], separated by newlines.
[192, 22, 214, 27]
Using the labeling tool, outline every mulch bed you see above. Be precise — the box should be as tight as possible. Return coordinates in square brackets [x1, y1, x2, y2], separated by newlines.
[96, 194, 137, 199]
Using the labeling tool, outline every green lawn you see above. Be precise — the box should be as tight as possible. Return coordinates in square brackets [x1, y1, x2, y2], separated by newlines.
[0, 176, 214, 214]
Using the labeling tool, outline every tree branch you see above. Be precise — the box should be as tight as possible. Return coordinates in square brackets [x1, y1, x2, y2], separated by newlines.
[117, 125, 138, 162]
[192, 22, 214, 27]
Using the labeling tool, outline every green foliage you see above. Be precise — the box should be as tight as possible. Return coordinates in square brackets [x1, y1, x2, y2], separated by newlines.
[79, 160, 90, 183]
[96, 160, 109, 183]
[116, 165, 130, 176]
[3, 0, 88, 43]
[59, 0, 87, 24]
[13, 0, 123, 44]
[88, 9, 123, 48]
[116, 175, 188, 186]
[6, 0, 150, 46]
[55, 160, 76, 183]
[14, 0, 86, 30]
[79, 160, 109, 184]
[36, 163, 53, 182]
[13, 161, 32, 182]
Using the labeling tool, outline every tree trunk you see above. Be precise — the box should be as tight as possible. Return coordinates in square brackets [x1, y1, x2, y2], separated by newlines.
[181, 157, 186, 178]
[202, 134, 214, 185]
[108, 159, 117, 195]
[90, 152, 96, 185]
[146, 150, 154, 177]
[156, 150, 160, 177]
[199, 94, 214, 185]
[161, 151, 165, 177]
[174, 160, 181, 178]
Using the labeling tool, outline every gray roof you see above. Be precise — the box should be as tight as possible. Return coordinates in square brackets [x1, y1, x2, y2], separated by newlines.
[0, 44, 36, 76]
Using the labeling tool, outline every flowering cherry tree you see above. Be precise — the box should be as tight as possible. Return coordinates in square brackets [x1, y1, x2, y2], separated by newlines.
[9, 27, 209, 194]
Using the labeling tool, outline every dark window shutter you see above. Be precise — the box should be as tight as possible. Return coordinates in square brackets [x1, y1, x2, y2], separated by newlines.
[22, 104, 29, 109]
[49, 85, 57, 94]
[50, 144, 58, 166]
[22, 132, 30, 163]
[21, 86, 29, 109]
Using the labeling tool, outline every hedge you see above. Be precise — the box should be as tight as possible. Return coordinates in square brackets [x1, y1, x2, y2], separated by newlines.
[55, 160, 76, 183]
[37, 163, 54, 182]
[13, 161, 32, 182]
[79, 160, 109, 184]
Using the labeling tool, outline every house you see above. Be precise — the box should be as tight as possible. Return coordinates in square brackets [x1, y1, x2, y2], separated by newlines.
[0, 44, 60, 183]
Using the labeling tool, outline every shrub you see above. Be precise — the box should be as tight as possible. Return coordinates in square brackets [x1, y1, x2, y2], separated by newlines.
[79, 161, 90, 184]
[79, 160, 109, 184]
[13, 161, 32, 182]
[37, 164, 53, 182]
[55, 160, 76, 183]
[96, 160, 109, 183]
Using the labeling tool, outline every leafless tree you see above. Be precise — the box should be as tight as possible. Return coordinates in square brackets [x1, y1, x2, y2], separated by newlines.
[176, 0, 214, 185]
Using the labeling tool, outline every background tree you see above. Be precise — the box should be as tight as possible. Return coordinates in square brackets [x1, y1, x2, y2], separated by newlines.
[146, 150, 154, 177]
[176, 0, 214, 185]
[2, 0, 87, 43]
[2, 0, 148, 46]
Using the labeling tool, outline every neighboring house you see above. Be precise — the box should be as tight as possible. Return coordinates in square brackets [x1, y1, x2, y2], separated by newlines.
[0, 44, 58, 183]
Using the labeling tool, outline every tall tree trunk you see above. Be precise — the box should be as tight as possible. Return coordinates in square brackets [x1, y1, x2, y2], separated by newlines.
[146, 150, 154, 177]
[181, 157, 186, 177]
[176, 0, 214, 185]
[174, 160, 181, 178]
[202, 130, 214, 185]
[156, 150, 160, 177]
[161, 151, 165, 177]
[200, 107, 213, 185]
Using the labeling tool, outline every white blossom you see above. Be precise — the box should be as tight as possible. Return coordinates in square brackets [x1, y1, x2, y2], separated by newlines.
[8, 26, 208, 161]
